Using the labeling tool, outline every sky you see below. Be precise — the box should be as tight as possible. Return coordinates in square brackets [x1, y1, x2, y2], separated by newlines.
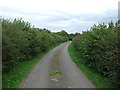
[0, 0, 119, 33]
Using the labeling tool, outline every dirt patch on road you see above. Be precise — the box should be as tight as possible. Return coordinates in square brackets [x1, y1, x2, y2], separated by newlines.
[49, 70, 63, 81]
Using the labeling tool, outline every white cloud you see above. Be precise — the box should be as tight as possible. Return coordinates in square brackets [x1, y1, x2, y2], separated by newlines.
[0, 0, 119, 33]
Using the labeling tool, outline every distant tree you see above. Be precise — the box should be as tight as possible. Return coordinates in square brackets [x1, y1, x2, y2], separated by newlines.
[68, 32, 80, 41]
[57, 30, 68, 36]
[75, 32, 81, 36]
[43, 28, 51, 33]
[68, 33, 75, 41]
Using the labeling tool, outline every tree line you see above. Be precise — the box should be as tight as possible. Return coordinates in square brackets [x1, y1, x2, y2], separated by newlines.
[72, 21, 120, 87]
[2, 18, 68, 74]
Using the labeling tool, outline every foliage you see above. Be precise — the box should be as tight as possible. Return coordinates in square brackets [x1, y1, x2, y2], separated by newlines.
[56, 30, 68, 36]
[72, 21, 120, 87]
[68, 33, 80, 41]
[68, 43, 114, 88]
[2, 18, 68, 74]
[2, 42, 62, 88]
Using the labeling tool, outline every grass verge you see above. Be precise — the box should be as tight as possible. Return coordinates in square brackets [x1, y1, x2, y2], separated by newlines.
[2, 42, 65, 88]
[68, 43, 115, 88]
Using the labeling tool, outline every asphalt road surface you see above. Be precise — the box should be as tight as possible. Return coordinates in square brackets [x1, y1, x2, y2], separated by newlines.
[21, 42, 96, 88]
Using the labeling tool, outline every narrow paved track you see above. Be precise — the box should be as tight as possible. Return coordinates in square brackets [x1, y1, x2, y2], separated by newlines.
[21, 42, 96, 88]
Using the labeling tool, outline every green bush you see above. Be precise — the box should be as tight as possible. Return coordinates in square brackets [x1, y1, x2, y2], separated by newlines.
[2, 18, 68, 74]
[73, 21, 120, 87]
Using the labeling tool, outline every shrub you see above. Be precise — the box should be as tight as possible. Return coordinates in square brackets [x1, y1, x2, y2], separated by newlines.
[72, 21, 120, 87]
[2, 18, 68, 74]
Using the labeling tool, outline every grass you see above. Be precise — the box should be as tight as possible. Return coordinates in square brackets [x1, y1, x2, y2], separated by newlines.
[49, 70, 63, 81]
[2, 42, 64, 88]
[49, 70, 62, 77]
[68, 43, 115, 88]
[52, 53, 60, 68]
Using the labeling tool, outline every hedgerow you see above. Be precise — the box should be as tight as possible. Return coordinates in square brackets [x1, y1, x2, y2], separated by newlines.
[72, 21, 120, 87]
[2, 18, 68, 74]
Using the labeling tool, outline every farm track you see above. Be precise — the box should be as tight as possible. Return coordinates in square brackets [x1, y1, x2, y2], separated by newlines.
[21, 42, 96, 88]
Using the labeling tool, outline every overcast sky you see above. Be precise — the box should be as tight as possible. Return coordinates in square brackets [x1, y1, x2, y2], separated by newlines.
[0, 0, 119, 33]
